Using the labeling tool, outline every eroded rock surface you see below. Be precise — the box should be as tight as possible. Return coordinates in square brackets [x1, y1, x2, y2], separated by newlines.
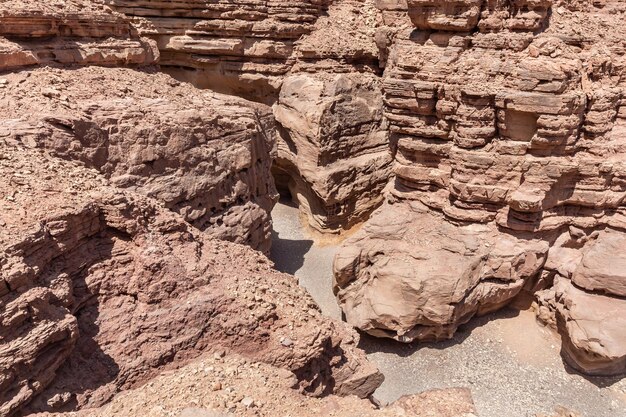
[273, 72, 391, 232]
[0, 140, 382, 416]
[97, 0, 333, 102]
[0, 0, 158, 70]
[96, 0, 394, 233]
[334, 199, 548, 342]
[333, 0, 626, 375]
[536, 229, 626, 376]
[0, 66, 278, 253]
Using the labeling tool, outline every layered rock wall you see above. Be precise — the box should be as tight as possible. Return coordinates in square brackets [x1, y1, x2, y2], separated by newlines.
[334, 0, 626, 375]
[97, 0, 333, 102]
[0, 0, 158, 70]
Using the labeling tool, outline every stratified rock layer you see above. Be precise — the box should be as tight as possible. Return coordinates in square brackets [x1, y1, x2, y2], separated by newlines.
[97, 0, 394, 233]
[0, 139, 382, 416]
[334, 0, 626, 375]
[98, 0, 333, 102]
[0, 0, 158, 70]
[0, 0, 280, 253]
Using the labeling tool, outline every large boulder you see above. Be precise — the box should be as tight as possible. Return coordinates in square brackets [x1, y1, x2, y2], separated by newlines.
[273, 72, 391, 232]
[333, 200, 548, 342]
[537, 229, 626, 376]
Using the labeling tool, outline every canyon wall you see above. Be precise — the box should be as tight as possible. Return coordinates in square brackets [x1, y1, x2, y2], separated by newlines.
[0, 2, 385, 415]
[333, 0, 626, 376]
[0, 138, 383, 415]
[98, 0, 394, 233]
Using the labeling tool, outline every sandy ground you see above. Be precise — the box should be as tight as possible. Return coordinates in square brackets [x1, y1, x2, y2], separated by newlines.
[270, 200, 626, 417]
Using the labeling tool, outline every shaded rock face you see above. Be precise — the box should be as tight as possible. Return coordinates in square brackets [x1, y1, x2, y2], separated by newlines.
[97, 0, 334, 103]
[333, 0, 626, 376]
[0, 140, 383, 416]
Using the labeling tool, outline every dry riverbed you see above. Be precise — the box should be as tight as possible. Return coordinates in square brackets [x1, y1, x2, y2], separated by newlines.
[270, 200, 626, 417]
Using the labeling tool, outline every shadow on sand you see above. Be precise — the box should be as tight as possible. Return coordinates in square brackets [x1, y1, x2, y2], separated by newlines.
[270, 199, 313, 275]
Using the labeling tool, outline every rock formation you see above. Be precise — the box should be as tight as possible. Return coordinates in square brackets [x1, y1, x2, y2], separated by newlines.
[0, 67, 278, 253]
[0, 137, 382, 415]
[0, 0, 158, 70]
[40, 354, 478, 417]
[97, 0, 394, 233]
[2, 0, 626, 415]
[333, 0, 626, 376]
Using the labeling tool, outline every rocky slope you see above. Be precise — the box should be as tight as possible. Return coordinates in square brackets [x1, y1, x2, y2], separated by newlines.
[0, 67, 278, 253]
[0, 0, 278, 253]
[0, 138, 384, 416]
[35, 354, 478, 417]
[333, 0, 626, 376]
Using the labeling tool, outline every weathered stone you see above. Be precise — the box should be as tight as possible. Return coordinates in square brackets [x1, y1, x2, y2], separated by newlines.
[273, 73, 391, 232]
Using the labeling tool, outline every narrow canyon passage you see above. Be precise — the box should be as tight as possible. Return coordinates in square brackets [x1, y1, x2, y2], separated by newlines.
[270, 200, 626, 417]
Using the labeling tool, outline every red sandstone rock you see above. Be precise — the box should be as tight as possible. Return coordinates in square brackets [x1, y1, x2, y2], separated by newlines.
[333, 0, 626, 376]
[0, 66, 278, 253]
[0, 140, 382, 416]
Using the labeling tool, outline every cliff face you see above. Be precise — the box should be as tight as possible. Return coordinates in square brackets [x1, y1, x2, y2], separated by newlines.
[2, 0, 626, 415]
[334, 0, 626, 376]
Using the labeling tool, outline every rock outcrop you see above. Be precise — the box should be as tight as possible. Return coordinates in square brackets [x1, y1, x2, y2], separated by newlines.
[273, 72, 391, 232]
[97, 0, 333, 103]
[0, 66, 278, 253]
[536, 229, 626, 376]
[0, 0, 158, 70]
[95, 0, 394, 233]
[333, 0, 626, 375]
[0, 139, 382, 416]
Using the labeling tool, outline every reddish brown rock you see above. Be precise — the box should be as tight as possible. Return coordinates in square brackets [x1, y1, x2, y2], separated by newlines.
[334, 200, 548, 341]
[273, 72, 391, 232]
[536, 228, 626, 376]
[0, 140, 382, 416]
[0, 0, 158, 71]
[97, 0, 334, 103]
[333, 0, 626, 376]
[35, 355, 477, 417]
[0, 66, 278, 253]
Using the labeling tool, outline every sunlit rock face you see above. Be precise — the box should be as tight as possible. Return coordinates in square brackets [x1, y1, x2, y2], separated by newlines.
[334, 0, 626, 376]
